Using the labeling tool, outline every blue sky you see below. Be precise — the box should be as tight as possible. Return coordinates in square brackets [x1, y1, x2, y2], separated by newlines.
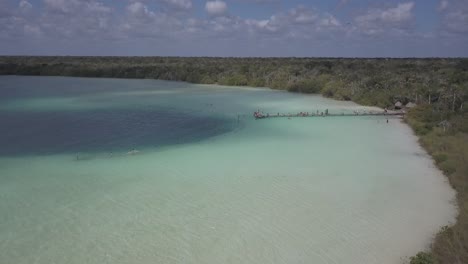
[0, 0, 467, 57]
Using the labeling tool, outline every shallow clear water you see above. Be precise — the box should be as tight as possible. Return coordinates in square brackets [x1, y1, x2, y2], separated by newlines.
[0, 76, 456, 264]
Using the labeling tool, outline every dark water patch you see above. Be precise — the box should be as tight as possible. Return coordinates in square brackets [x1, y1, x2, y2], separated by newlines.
[0, 108, 234, 156]
[0, 76, 189, 102]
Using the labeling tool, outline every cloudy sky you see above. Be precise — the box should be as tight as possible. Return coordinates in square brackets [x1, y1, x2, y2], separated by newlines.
[0, 0, 467, 57]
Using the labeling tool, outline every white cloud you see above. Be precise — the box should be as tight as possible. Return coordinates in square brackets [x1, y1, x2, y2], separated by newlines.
[381, 2, 414, 22]
[437, 0, 468, 34]
[24, 24, 41, 36]
[205, 1, 227, 16]
[127, 2, 153, 17]
[356, 2, 414, 25]
[163, 0, 192, 10]
[289, 6, 318, 24]
[246, 18, 280, 33]
[444, 10, 468, 33]
[320, 15, 341, 27]
[354, 2, 415, 35]
[122, 2, 187, 39]
[43, 0, 111, 14]
[19, 0, 32, 11]
[39, 0, 113, 39]
[243, 6, 342, 37]
[43, 0, 75, 13]
[438, 0, 449, 11]
[86, 1, 112, 14]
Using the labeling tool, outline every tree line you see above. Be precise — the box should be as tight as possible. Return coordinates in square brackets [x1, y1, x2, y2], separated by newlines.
[1, 56, 466, 112]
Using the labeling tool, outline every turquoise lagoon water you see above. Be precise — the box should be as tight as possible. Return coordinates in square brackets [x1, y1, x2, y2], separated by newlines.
[0, 76, 456, 263]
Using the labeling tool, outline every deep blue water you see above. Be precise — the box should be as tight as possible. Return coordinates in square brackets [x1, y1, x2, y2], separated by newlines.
[0, 76, 234, 156]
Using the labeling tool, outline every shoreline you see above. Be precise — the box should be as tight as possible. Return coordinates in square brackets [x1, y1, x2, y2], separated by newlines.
[0, 74, 463, 262]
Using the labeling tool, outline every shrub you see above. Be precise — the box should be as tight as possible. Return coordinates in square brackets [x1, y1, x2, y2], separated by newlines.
[433, 153, 448, 164]
[287, 79, 322, 93]
[410, 252, 434, 264]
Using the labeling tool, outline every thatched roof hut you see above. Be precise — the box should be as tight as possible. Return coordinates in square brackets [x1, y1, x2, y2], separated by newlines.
[406, 102, 417, 108]
[394, 101, 403, 109]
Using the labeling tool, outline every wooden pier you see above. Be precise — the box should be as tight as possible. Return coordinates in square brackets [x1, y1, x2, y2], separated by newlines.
[253, 111, 405, 119]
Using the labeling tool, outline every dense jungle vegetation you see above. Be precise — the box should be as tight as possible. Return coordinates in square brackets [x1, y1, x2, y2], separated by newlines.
[0, 56, 467, 264]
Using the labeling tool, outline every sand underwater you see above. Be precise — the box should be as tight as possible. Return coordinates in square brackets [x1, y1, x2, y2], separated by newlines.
[0, 76, 457, 264]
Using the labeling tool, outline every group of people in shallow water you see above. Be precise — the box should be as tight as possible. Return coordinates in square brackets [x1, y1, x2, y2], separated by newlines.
[253, 109, 329, 119]
[253, 110, 270, 119]
[291, 110, 329, 117]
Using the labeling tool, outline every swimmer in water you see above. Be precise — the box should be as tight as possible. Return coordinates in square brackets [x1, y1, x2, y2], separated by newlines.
[127, 149, 140, 155]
